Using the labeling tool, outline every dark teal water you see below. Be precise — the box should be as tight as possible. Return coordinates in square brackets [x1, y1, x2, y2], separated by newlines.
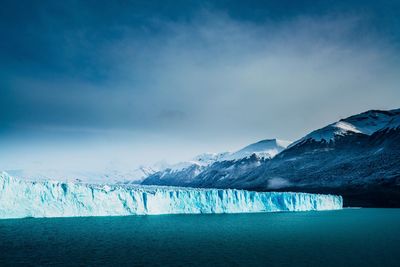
[0, 209, 399, 266]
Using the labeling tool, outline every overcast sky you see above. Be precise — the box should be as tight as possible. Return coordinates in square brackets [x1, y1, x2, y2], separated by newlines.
[1, 0, 400, 171]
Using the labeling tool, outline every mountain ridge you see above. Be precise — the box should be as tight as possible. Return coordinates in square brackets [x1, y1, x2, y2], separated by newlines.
[142, 108, 400, 207]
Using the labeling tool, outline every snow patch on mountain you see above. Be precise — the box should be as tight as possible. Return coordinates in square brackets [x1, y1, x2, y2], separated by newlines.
[295, 121, 362, 144]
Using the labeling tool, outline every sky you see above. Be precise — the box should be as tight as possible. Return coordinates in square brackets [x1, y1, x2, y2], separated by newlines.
[1, 0, 400, 171]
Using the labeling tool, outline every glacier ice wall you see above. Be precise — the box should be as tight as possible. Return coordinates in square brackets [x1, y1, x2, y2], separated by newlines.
[0, 172, 342, 219]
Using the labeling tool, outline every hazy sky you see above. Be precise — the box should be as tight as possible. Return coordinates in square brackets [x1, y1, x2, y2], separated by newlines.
[1, 0, 400, 171]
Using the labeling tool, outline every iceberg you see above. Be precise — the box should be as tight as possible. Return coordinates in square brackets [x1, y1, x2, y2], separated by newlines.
[0, 172, 342, 219]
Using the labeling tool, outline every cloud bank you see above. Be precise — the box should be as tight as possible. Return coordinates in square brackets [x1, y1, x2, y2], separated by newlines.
[1, 5, 400, 170]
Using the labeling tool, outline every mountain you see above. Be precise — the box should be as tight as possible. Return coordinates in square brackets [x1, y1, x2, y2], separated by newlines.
[142, 108, 400, 207]
[291, 108, 400, 146]
[141, 139, 290, 186]
[225, 139, 290, 160]
[7, 138, 290, 185]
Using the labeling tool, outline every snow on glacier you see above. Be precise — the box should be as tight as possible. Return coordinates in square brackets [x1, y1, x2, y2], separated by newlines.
[0, 172, 342, 219]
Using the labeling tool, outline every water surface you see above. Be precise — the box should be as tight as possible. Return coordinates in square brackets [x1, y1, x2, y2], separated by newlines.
[0, 209, 399, 266]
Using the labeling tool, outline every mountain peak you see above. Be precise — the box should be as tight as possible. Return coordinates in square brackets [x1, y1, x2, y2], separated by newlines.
[226, 138, 291, 160]
[291, 108, 400, 146]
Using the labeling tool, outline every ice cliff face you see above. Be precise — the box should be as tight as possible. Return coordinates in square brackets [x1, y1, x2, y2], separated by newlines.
[0, 172, 342, 219]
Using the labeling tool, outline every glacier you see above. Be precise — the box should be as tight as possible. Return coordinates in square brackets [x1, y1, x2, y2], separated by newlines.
[0, 172, 342, 219]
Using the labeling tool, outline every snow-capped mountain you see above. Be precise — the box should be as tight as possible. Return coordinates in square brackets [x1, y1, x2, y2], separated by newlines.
[159, 138, 291, 172]
[225, 139, 291, 160]
[142, 108, 400, 207]
[141, 139, 291, 186]
[6, 138, 290, 185]
[291, 109, 400, 146]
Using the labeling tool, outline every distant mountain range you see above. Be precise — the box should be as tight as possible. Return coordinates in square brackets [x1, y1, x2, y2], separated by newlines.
[142, 108, 400, 207]
[140, 138, 290, 186]
[5, 138, 291, 185]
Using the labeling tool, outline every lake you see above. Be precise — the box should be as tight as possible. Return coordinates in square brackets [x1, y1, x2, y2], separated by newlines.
[0, 209, 399, 266]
